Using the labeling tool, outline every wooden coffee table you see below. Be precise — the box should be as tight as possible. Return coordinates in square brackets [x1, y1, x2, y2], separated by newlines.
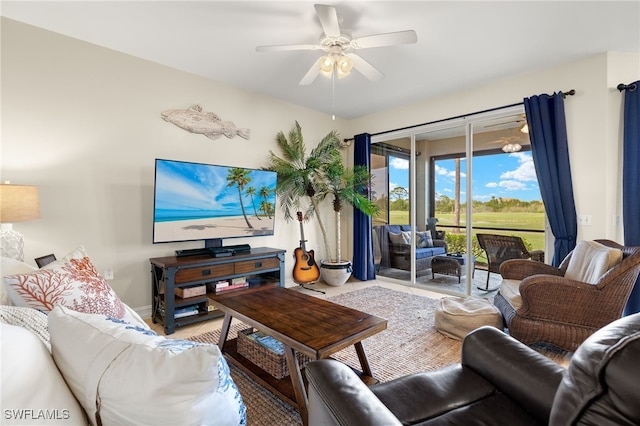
[209, 285, 387, 425]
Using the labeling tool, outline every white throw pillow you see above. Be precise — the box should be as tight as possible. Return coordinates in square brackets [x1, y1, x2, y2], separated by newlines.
[1, 322, 87, 425]
[3, 247, 144, 326]
[565, 240, 623, 284]
[388, 231, 406, 245]
[1, 257, 37, 305]
[401, 231, 412, 244]
[48, 306, 246, 426]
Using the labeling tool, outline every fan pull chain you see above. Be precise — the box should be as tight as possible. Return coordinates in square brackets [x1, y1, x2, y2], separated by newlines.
[331, 68, 336, 121]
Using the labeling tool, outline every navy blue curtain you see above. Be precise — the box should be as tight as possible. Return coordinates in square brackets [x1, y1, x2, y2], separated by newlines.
[524, 92, 577, 266]
[622, 81, 640, 315]
[353, 133, 375, 280]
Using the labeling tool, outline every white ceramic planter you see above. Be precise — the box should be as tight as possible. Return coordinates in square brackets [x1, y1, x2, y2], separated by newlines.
[320, 259, 353, 287]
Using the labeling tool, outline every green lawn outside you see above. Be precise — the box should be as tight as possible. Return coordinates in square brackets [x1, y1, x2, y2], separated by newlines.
[380, 210, 546, 252]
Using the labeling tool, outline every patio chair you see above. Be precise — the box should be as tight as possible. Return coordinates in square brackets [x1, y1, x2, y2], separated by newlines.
[476, 234, 544, 291]
[494, 239, 640, 351]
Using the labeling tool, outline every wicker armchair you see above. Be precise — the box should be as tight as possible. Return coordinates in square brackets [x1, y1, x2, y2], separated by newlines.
[476, 234, 544, 290]
[494, 239, 640, 352]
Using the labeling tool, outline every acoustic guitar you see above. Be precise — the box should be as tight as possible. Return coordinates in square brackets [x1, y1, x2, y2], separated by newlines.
[293, 212, 321, 285]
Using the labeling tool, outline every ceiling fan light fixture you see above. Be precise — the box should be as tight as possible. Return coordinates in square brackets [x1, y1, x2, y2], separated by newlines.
[502, 143, 522, 153]
[319, 54, 334, 76]
[336, 55, 353, 78]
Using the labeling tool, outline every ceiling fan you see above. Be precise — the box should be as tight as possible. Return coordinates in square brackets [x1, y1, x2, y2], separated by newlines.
[256, 4, 417, 85]
[484, 115, 529, 134]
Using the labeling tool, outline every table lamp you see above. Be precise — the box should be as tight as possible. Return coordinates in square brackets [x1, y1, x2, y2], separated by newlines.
[0, 183, 41, 261]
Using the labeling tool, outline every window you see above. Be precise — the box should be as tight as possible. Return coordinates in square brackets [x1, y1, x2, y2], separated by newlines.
[433, 148, 545, 256]
[371, 143, 410, 225]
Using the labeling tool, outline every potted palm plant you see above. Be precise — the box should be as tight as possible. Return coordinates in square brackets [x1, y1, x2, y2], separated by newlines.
[265, 121, 378, 286]
[319, 158, 379, 286]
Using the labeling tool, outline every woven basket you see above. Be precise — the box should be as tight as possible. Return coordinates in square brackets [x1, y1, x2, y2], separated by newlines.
[237, 328, 313, 379]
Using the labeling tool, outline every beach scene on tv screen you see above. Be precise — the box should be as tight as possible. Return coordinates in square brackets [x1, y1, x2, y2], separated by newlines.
[153, 160, 277, 243]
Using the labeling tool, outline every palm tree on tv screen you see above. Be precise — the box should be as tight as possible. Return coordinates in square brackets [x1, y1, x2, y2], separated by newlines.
[259, 186, 274, 219]
[226, 167, 254, 229]
[245, 186, 262, 220]
[260, 200, 275, 219]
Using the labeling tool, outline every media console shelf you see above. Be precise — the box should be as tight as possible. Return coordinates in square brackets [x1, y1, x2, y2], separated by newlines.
[150, 247, 286, 334]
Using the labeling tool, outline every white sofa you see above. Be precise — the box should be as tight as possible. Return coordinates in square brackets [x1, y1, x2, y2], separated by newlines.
[1, 255, 246, 426]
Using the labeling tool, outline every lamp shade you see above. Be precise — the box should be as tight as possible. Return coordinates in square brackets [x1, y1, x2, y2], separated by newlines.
[0, 184, 41, 223]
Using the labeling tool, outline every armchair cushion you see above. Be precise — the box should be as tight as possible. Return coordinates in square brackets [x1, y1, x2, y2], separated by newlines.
[564, 240, 622, 284]
[500, 278, 523, 310]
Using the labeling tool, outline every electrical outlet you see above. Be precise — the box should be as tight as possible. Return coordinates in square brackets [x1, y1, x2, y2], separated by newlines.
[578, 215, 592, 226]
[104, 268, 114, 280]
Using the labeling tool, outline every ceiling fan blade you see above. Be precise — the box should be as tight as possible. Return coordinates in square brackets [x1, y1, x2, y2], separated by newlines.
[347, 53, 383, 82]
[256, 43, 321, 52]
[299, 58, 323, 85]
[351, 30, 418, 49]
[314, 4, 341, 37]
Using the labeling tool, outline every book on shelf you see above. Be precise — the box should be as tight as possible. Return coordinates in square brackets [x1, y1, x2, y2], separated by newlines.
[174, 305, 199, 319]
[231, 277, 247, 285]
[207, 280, 230, 292]
[216, 282, 249, 293]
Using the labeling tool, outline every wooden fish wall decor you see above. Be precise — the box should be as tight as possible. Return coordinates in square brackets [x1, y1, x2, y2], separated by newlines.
[161, 105, 250, 140]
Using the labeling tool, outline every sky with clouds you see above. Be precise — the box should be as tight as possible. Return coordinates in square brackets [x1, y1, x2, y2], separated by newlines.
[388, 151, 541, 202]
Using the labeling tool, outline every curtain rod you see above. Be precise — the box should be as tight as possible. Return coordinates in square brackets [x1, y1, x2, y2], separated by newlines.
[617, 82, 637, 92]
[344, 89, 576, 143]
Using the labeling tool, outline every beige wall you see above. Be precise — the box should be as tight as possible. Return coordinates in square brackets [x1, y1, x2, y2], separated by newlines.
[2, 18, 638, 313]
[1, 18, 348, 312]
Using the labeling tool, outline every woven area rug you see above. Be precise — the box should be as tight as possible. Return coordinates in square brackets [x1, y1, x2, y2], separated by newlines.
[189, 286, 570, 426]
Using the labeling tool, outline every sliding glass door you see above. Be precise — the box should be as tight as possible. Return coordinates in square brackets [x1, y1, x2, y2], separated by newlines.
[371, 105, 546, 296]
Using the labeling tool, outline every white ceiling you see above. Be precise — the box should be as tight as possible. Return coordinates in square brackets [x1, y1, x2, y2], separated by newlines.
[2, 1, 639, 120]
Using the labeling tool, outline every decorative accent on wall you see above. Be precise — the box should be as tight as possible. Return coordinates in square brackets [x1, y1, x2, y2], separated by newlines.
[161, 105, 250, 140]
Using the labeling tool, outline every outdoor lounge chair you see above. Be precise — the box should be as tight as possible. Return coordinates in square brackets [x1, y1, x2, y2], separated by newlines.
[476, 233, 544, 290]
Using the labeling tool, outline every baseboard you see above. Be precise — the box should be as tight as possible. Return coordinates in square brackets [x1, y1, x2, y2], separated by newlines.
[135, 305, 152, 320]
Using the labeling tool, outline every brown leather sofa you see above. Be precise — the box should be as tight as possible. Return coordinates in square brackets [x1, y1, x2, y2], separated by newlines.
[305, 313, 640, 426]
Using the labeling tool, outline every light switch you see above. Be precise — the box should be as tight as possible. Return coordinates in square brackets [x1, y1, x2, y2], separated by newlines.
[578, 215, 592, 226]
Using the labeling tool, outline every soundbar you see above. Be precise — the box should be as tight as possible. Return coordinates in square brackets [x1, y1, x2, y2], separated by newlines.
[175, 248, 212, 258]
[175, 244, 251, 258]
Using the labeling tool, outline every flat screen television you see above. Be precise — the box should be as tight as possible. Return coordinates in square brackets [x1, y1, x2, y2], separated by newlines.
[152, 158, 277, 247]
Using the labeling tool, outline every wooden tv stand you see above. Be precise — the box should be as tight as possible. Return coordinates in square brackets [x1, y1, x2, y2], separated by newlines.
[149, 247, 285, 334]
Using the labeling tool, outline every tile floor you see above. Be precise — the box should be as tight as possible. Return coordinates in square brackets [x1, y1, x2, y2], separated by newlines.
[145, 278, 446, 339]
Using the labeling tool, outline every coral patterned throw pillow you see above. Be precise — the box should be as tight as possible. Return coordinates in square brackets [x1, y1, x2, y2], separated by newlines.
[3, 246, 126, 319]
